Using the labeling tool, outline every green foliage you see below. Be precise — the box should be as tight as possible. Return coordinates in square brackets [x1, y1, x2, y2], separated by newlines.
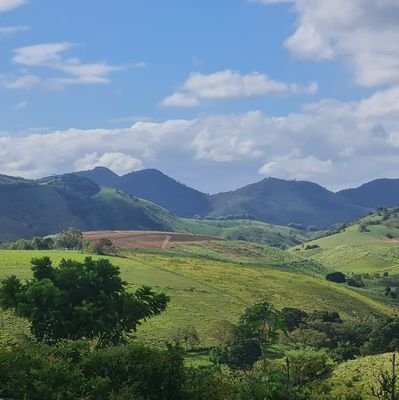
[0, 341, 185, 400]
[170, 326, 200, 350]
[285, 349, 333, 387]
[326, 271, 347, 283]
[363, 319, 399, 355]
[0, 257, 169, 345]
[55, 227, 84, 249]
[211, 302, 286, 369]
[280, 307, 308, 331]
[177, 217, 313, 248]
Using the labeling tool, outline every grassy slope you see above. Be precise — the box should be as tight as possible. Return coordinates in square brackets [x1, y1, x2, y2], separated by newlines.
[0, 244, 392, 347]
[293, 209, 399, 273]
[330, 353, 396, 399]
[0, 174, 180, 241]
[91, 187, 177, 231]
[175, 218, 313, 248]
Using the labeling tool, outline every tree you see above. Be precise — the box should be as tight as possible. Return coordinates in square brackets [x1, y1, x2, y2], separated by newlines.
[55, 228, 84, 250]
[170, 326, 200, 350]
[238, 302, 286, 358]
[90, 238, 116, 255]
[325, 272, 346, 283]
[210, 302, 286, 370]
[0, 257, 169, 346]
[280, 307, 308, 332]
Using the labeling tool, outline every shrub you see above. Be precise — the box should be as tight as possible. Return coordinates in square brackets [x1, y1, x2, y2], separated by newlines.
[325, 272, 346, 283]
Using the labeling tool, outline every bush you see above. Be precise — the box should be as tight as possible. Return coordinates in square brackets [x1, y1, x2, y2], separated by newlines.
[347, 275, 365, 288]
[325, 272, 346, 284]
[0, 342, 185, 400]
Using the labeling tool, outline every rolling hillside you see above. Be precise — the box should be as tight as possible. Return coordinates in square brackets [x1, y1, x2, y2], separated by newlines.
[0, 241, 391, 347]
[294, 207, 399, 274]
[339, 178, 399, 208]
[0, 173, 177, 241]
[72, 167, 375, 228]
[75, 167, 211, 217]
[209, 177, 369, 229]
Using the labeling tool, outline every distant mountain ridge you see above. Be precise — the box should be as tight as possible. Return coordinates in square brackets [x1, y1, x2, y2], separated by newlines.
[338, 178, 399, 208]
[2, 167, 398, 242]
[75, 167, 211, 217]
[0, 173, 177, 241]
[71, 167, 399, 229]
[209, 178, 370, 228]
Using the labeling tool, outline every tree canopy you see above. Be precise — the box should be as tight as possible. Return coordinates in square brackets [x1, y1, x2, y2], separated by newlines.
[0, 256, 169, 346]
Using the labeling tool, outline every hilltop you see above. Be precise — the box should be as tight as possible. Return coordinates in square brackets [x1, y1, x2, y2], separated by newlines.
[339, 178, 399, 208]
[0, 173, 177, 241]
[209, 177, 369, 228]
[71, 167, 380, 228]
[75, 167, 211, 217]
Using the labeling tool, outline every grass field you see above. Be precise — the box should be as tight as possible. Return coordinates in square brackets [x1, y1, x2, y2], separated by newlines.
[330, 353, 397, 399]
[293, 209, 399, 274]
[175, 218, 314, 248]
[0, 243, 393, 347]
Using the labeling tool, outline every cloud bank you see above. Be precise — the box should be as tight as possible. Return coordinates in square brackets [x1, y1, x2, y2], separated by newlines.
[1, 85, 399, 191]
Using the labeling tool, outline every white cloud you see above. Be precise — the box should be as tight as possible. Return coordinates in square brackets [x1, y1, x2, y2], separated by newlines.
[257, 0, 399, 87]
[162, 69, 318, 107]
[4, 74, 40, 89]
[259, 153, 333, 180]
[162, 92, 200, 107]
[74, 152, 143, 175]
[1, 86, 399, 191]
[6, 42, 131, 89]
[0, 25, 29, 35]
[13, 42, 72, 66]
[0, 0, 26, 12]
[14, 100, 28, 109]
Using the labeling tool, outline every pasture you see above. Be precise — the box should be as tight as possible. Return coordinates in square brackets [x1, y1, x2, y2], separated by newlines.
[0, 241, 393, 347]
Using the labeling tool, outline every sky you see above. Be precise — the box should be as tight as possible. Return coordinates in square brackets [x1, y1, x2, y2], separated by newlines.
[1, 0, 399, 193]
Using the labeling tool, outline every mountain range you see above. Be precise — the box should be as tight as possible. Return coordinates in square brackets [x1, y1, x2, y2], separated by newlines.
[0, 173, 176, 241]
[76, 167, 398, 227]
[1, 166, 399, 241]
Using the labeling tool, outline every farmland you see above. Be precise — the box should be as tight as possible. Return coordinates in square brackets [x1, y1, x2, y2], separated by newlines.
[0, 238, 393, 347]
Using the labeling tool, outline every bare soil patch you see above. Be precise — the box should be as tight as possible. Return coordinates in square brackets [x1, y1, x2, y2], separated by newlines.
[83, 230, 223, 250]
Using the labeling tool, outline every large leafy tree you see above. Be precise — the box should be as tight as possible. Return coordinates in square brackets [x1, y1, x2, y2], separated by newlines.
[211, 302, 286, 369]
[0, 257, 169, 346]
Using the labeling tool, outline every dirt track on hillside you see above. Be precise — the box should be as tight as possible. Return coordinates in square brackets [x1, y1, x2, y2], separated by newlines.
[83, 230, 223, 249]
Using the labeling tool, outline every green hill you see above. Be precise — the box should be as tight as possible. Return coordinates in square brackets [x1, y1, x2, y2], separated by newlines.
[209, 177, 369, 229]
[73, 168, 377, 229]
[0, 241, 392, 347]
[339, 178, 399, 208]
[330, 353, 396, 399]
[0, 172, 319, 248]
[0, 174, 177, 241]
[75, 167, 212, 217]
[175, 218, 314, 249]
[293, 207, 399, 274]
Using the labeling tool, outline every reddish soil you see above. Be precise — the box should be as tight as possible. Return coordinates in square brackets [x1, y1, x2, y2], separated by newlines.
[83, 230, 223, 250]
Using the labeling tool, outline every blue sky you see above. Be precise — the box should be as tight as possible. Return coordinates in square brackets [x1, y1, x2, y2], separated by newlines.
[1, 0, 399, 193]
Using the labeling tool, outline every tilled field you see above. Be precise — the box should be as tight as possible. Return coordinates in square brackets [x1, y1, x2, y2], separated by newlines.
[83, 230, 223, 249]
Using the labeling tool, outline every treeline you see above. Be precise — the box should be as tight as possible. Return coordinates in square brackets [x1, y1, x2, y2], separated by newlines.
[3, 228, 117, 256]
